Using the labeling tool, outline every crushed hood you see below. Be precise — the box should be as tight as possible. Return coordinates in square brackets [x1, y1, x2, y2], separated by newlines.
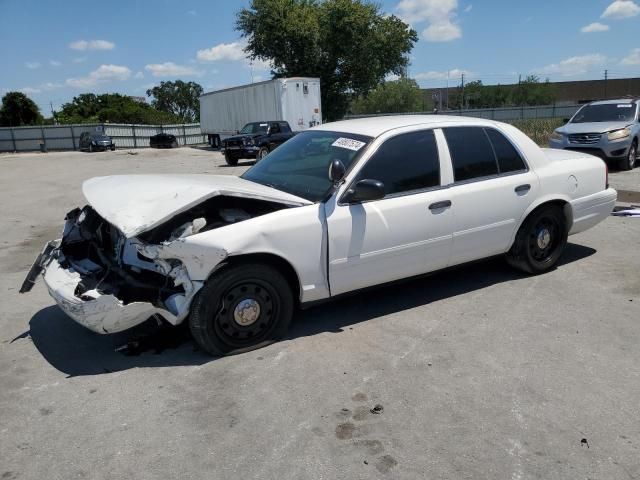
[82, 174, 311, 238]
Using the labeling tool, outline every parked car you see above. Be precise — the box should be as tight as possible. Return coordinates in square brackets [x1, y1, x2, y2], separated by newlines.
[549, 98, 639, 170]
[221, 121, 296, 165]
[21, 115, 616, 356]
[150, 133, 179, 149]
[79, 132, 115, 152]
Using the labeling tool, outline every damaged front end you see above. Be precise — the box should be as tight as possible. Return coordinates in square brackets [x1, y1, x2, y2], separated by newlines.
[20, 206, 202, 333]
[20, 193, 293, 335]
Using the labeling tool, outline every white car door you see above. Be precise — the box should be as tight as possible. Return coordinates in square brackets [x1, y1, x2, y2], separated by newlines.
[442, 126, 539, 265]
[325, 129, 454, 296]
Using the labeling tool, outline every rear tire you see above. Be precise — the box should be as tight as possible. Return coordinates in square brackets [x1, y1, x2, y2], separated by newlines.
[224, 151, 239, 166]
[619, 141, 637, 171]
[256, 146, 269, 162]
[89, 144, 93, 153]
[189, 263, 294, 356]
[506, 204, 567, 274]
[171, 141, 178, 148]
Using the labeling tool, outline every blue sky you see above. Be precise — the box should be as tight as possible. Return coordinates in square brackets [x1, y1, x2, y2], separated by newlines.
[1, 0, 639, 114]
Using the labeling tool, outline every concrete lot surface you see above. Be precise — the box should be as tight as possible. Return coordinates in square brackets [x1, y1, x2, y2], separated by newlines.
[1, 148, 639, 480]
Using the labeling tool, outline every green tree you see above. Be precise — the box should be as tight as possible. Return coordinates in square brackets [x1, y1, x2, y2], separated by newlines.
[146, 80, 203, 122]
[236, 0, 417, 120]
[58, 93, 180, 124]
[351, 78, 423, 114]
[512, 75, 555, 106]
[0, 92, 43, 126]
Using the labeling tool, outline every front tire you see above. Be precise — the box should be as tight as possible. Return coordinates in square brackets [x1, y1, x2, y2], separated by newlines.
[189, 263, 294, 356]
[224, 151, 239, 166]
[506, 204, 567, 274]
[89, 144, 94, 153]
[619, 141, 637, 171]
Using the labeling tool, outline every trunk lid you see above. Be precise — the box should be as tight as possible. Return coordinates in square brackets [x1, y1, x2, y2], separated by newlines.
[82, 174, 311, 238]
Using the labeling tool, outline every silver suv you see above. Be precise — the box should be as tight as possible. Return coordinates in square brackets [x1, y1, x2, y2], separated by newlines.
[549, 98, 639, 170]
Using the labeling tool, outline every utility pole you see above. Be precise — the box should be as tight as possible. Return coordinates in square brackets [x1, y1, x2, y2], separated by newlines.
[461, 73, 465, 111]
[604, 69, 608, 99]
[446, 70, 450, 110]
[49, 101, 57, 125]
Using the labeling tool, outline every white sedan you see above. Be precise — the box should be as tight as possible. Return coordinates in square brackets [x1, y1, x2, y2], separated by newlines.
[21, 116, 617, 355]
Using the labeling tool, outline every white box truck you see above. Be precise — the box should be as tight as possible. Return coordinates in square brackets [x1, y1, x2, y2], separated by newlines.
[199, 77, 322, 148]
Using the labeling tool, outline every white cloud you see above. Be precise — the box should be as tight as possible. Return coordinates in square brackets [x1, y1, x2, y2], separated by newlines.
[20, 87, 41, 95]
[19, 82, 62, 95]
[536, 54, 607, 76]
[25, 62, 41, 69]
[248, 57, 272, 71]
[621, 48, 640, 65]
[464, 4, 472, 12]
[69, 39, 115, 51]
[66, 64, 132, 88]
[413, 68, 471, 80]
[601, 0, 640, 19]
[72, 57, 87, 63]
[580, 22, 610, 33]
[197, 41, 247, 62]
[49, 60, 62, 67]
[134, 71, 144, 79]
[396, 0, 462, 42]
[144, 62, 200, 77]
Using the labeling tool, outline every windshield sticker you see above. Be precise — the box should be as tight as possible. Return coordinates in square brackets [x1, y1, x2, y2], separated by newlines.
[617, 104, 633, 108]
[332, 137, 366, 151]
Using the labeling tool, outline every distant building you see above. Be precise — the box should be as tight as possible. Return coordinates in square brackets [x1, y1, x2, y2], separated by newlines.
[128, 96, 147, 104]
[422, 77, 640, 110]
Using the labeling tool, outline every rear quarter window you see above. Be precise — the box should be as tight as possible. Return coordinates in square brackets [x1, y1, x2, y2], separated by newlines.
[485, 128, 527, 173]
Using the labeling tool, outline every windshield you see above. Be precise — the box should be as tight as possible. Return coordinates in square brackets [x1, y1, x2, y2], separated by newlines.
[242, 130, 373, 202]
[571, 103, 637, 123]
[240, 122, 269, 134]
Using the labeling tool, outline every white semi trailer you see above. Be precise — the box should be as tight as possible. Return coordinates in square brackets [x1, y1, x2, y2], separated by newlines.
[199, 77, 322, 147]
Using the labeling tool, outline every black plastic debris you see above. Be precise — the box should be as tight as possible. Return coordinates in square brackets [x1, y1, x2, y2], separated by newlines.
[370, 404, 384, 415]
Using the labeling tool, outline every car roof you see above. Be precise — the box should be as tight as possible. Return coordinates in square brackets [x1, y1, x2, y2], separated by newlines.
[312, 115, 499, 137]
[588, 98, 637, 105]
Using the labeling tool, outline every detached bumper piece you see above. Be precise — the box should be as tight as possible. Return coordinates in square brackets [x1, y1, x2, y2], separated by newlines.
[42, 256, 177, 334]
[19, 240, 59, 293]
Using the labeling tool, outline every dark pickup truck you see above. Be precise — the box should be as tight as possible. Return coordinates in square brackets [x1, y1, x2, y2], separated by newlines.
[221, 121, 296, 165]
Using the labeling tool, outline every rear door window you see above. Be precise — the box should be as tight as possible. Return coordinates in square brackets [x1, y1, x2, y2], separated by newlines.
[443, 127, 498, 182]
[485, 129, 527, 173]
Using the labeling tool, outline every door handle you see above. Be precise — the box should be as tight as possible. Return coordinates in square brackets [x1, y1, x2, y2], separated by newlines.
[429, 200, 452, 210]
[515, 184, 531, 194]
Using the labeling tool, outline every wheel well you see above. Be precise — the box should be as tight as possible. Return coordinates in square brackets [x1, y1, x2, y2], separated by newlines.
[529, 199, 572, 231]
[220, 253, 301, 305]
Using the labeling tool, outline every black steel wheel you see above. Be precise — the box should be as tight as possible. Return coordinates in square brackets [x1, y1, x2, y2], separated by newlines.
[189, 263, 294, 356]
[506, 204, 567, 274]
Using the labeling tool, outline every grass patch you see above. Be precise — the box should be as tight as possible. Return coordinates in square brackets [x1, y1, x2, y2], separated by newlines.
[507, 118, 565, 147]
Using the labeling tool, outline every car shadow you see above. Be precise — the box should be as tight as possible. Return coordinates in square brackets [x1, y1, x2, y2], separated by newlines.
[218, 160, 256, 167]
[189, 145, 218, 152]
[19, 243, 595, 377]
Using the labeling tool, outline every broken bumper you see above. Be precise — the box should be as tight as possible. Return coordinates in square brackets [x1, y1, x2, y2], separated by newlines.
[41, 254, 178, 334]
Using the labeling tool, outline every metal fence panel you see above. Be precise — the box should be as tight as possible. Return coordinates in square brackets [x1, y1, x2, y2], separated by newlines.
[0, 123, 207, 152]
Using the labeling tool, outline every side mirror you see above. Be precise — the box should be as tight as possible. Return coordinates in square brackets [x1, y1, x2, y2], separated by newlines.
[342, 179, 385, 203]
[562, 118, 570, 124]
[328, 159, 346, 183]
